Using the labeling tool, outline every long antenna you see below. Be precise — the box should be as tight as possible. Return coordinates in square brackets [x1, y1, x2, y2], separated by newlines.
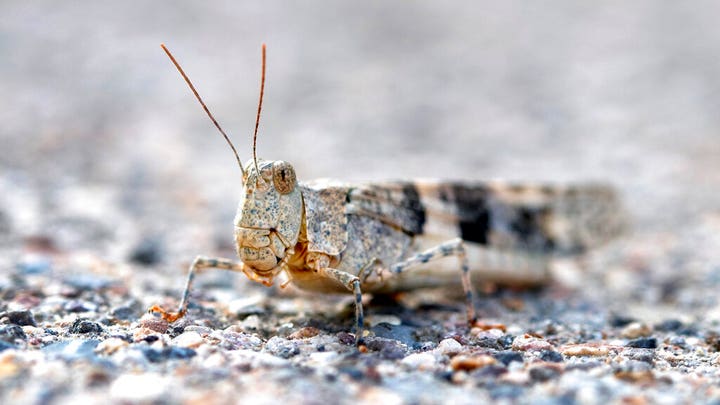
[160, 44, 245, 177]
[252, 44, 267, 179]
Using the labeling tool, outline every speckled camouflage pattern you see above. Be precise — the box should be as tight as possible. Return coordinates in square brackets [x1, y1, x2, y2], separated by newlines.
[289, 179, 624, 293]
[299, 180, 350, 257]
[150, 157, 624, 341]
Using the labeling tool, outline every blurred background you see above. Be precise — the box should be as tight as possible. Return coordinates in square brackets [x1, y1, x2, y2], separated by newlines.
[1, 1, 719, 284]
[3, 5, 720, 402]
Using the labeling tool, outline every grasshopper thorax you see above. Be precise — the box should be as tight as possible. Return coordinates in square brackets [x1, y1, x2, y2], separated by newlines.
[234, 159, 303, 276]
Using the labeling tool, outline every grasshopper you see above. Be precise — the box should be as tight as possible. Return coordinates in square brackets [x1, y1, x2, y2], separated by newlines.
[149, 44, 624, 343]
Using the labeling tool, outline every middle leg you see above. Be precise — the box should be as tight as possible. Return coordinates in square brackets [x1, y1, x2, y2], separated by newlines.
[388, 238, 476, 324]
[315, 267, 365, 344]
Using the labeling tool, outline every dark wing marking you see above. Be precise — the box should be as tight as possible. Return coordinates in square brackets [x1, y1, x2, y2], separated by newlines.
[417, 181, 624, 255]
[439, 184, 491, 245]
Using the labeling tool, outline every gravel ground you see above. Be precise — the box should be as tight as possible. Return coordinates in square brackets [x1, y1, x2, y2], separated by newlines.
[2, 2, 720, 404]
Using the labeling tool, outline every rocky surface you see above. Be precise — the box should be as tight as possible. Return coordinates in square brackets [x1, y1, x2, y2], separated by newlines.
[2, 1, 720, 404]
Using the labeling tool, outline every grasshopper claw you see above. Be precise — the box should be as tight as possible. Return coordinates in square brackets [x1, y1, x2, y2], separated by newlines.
[147, 304, 185, 323]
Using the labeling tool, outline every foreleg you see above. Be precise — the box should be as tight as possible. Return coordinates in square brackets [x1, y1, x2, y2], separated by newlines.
[148, 255, 248, 322]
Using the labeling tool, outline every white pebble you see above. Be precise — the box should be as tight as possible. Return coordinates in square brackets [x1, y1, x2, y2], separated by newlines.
[240, 315, 260, 331]
[436, 338, 463, 355]
[401, 352, 438, 370]
[110, 373, 169, 402]
[173, 331, 204, 348]
[365, 314, 402, 327]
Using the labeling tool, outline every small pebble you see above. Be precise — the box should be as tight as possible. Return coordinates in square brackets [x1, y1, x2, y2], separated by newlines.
[69, 319, 103, 334]
[498, 335, 515, 349]
[4, 310, 37, 326]
[183, 325, 213, 335]
[539, 350, 564, 363]
[139, 315, 169, 334]
[370, 323, 417, 347]
[288, 326, 321, 340]
[0, 325, 27, 343]
[365, 314, 401, 327]
[173, 331, 204, 348]
[626, 337, 658, 349]
[562, 345, 610, 357]
[337, 332, 355, 345]
[610, 315, 637, 328]
[494, 351, 524, 366]
[668, 336, 686, 348]
[622, 322, 652, 339]
[436, 338, 463, 356]
[401, 352, 437, 370]
[95, 338, 129, 355]
[511, 334, 555, 352]
[473, 336, 503, 350]
[264, 336, 301, 359]
[528, 363, 563, 383]
[365, 338, 407, 360]
[623, 348, 655, 363]
[470, 364, 508, 382]
[705, 333, 720, 351]
[22, 325, 44, 336]
[228, 350, 289, 370]
[220, 330, 263, 350]
[471, 322, 507, 332]
[451, 370, 468, 384]
[133, 327, 160, 342]
[451, 354, 497, 371]
[240, 315, 260, 331]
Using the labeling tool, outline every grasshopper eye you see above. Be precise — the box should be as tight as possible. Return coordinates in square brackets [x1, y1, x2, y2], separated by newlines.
[272, 161, 296, 194]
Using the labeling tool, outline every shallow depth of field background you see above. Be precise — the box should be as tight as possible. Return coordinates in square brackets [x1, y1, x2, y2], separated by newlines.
[0, 1, 720, 249]
[1, 1, 719, 313]
[2, 2, 720, 404]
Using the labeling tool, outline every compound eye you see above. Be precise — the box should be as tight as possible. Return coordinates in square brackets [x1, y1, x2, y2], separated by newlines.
[272, 161, 296, 194]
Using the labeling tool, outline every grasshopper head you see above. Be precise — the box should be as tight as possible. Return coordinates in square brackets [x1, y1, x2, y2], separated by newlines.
[234, 159, 303, 278]
[161, 43, 297, 283]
